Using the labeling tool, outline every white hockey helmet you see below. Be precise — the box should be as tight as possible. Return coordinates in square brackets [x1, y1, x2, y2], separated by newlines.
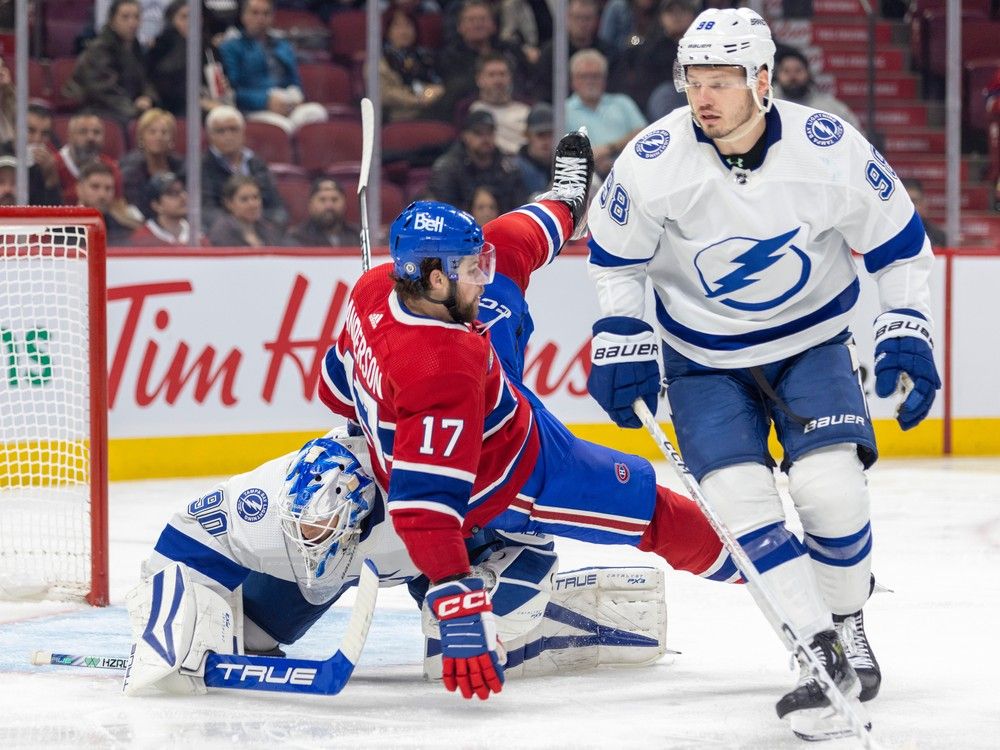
[277, 433, 377, 602]
[674, 7, 776, 92]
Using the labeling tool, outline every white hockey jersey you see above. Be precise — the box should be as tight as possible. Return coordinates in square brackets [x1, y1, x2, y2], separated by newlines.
[145, 444, 420, 605]
[586, 99, 935, 368]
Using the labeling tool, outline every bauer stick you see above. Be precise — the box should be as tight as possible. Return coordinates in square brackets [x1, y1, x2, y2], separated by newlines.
[633, 400, 881, 749]
[358, 97, 375, 273]
[35, 559, 380, 696]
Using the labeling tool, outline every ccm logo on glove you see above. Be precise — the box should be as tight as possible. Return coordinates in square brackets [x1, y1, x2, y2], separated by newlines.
[434, 591, 491, 619]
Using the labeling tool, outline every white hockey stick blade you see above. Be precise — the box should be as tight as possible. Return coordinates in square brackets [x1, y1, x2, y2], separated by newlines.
[358, 98, 375, 195]
[632, 399, 882, 750]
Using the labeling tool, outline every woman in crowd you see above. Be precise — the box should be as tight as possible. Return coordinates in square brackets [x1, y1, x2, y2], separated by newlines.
[377, 9, 447, 122]
[120, 108, 185, 219]
[208, 174, 284, 247]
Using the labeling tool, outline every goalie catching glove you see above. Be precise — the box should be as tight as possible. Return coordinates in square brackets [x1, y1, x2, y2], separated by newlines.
[424, 576, 505, 700]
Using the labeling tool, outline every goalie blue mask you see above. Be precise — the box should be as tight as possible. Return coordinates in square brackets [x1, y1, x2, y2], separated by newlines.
[277, 436, 377, 600]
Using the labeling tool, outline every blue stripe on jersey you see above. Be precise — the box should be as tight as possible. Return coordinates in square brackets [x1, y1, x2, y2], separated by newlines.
[518, 203, 563, 259]
[705, 553, 741, 582]
[804, 523, 873, 568]
[154, 523, 250, 590]
[389, 467, 472, 518]
[738, 522, 808, 574]
[588, 236, 653, 268]
[484, 378, 518, 435]
[655, 277, 860, 351]
[863, 210, 926, 274]
[323, 345, 353, 403]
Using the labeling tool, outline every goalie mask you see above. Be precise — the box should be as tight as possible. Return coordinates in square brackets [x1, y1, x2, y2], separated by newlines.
[277, 435, 378, 604]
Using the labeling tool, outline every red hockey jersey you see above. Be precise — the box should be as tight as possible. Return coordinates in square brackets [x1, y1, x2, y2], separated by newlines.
[319, 202, 574, 582]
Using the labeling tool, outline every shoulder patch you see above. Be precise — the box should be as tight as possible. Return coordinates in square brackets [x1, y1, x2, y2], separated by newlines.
[634, 129, 671, 159]
[805, 113, 845, 147]
[236, 488, 269, 523]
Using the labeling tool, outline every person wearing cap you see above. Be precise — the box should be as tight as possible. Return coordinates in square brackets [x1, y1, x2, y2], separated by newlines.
[427, 109, 528, 213]
[515, 102, 556, 196]
[467, 53, 531, 156]
[129, 172, 204, 247]
[773, 47, 860, 131]
[285, 178, 360, 248]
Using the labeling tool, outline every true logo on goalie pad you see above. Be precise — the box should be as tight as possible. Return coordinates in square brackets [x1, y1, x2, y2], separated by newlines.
[213, 663, 318, 686]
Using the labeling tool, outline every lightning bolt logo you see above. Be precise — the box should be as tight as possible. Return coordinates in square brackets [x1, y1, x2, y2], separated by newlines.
[694, 228, 811, 312]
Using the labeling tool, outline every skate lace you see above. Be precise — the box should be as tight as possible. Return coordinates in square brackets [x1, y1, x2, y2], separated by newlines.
[551, 156, 588, 195]
[837, 614, 874, 669]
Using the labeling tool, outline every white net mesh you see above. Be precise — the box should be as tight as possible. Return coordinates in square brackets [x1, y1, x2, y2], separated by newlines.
[0, 224, 94, 599]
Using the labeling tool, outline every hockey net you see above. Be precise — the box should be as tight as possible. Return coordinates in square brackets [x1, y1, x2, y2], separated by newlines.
[0, 208, 108, 605]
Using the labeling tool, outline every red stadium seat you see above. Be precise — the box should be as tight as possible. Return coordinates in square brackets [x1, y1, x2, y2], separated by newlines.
[273, 9, 326, 34]
[328, 10, 367, 66]
[48, 57, 80, 112]
[295, 121, 364, 173]
[381, 120, 457, 160]
[336, 177, 407, 227]
[274, 172, 313, 227]
[416, 13, 444, 48]
[299, 63, 354, 107]
[244, 120, 294, 164]
[965, 59, 1000, 137]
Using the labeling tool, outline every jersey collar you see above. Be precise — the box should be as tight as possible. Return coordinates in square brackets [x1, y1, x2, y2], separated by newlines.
[693, 101, 783, 171]
[388, 290, 469, 331]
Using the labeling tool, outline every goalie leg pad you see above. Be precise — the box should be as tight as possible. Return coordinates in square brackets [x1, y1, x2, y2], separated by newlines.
[424, 566, 667, 680]
[124, 563, 237, 696]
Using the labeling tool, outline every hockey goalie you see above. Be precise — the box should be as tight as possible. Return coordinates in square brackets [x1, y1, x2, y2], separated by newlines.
[123, 428, 669, 696]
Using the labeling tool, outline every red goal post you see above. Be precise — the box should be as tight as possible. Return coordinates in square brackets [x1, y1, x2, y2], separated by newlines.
[0, 207, 108, 606]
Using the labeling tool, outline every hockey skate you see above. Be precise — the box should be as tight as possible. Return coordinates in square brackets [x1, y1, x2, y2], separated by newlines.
[536, 128, 595, 240]
[835, 609, 881, 702]
[775, 629, 869, 741]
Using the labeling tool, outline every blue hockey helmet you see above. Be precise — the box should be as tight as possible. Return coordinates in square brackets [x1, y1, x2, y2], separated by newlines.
[390, 200, 496, 286]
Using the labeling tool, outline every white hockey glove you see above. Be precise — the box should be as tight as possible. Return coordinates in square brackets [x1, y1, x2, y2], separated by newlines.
[123, 563, 237, 696]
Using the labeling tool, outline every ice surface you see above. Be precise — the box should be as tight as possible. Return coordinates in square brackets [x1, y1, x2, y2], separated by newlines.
[1, 458, 998, 749]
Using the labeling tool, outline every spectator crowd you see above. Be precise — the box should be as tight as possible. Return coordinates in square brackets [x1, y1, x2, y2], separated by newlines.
[0, 0, 870, 248]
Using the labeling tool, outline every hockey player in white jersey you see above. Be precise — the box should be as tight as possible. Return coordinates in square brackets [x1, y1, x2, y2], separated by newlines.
[585, 7, 939, 740]
[123, 429, 669, 696]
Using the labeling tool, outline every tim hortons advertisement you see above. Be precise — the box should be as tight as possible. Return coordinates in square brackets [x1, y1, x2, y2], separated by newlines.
[100, 252, 962, 442]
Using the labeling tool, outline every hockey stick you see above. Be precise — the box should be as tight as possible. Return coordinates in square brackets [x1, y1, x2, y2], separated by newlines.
[633, 400, 881, 749]
[358, 97, 375, 273]
[37, 559, 381, 696]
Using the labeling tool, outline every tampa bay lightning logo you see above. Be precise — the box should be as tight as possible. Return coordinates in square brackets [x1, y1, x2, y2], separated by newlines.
[694, 228, 811, 312]
[805, 113, 844, 147]
[634, 130, 670, 159]
[236, 488, 268, 522]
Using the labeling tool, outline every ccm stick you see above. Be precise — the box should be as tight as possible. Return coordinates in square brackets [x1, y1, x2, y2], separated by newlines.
[33, 559, 381, 696]
[633, 400, 881, 749]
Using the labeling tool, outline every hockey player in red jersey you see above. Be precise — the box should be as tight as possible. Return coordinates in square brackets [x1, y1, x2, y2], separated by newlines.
[318, 130, 738, 702]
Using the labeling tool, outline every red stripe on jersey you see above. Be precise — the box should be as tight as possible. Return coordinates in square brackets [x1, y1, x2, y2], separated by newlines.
[508, 496, 648, 533]
[485, 201, 573, 294]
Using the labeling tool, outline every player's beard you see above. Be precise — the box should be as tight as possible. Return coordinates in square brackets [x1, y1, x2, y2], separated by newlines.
[449, 281, 481, 324]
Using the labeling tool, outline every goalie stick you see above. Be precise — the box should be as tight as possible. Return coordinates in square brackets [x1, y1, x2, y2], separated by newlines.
[633, 400, 882, 750]
[35, 559, 380, 696]
[358, 97, 375, 273]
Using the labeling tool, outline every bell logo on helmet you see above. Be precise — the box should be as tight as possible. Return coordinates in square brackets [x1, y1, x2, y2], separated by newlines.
[413, 212, 445, 233]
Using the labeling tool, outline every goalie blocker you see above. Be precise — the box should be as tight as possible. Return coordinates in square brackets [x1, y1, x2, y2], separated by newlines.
[423, 566, 668, 680]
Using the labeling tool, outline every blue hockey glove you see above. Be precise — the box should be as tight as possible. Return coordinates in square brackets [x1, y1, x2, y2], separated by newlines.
[873, 309, 941, 431]
[588, 316, 661, 428]
[425, 577, 504, 700]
